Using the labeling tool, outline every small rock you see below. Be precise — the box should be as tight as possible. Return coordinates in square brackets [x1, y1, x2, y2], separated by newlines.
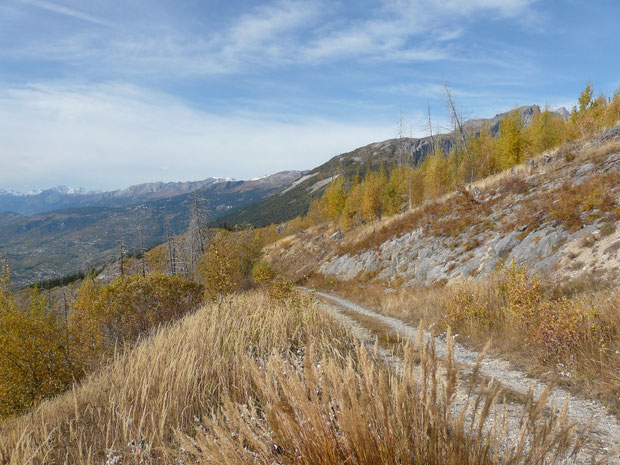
[493, 232, 520, 258]
[330, 230, 343, 241]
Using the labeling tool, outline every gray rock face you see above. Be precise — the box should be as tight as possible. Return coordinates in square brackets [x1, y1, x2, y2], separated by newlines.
[330, 230, 344, 241]
[319, 220, 599, 287]
[493, 232, 520, 258]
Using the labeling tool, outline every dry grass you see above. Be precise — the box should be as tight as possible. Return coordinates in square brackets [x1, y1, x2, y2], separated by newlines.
[305, 271, 620, 416]
[0, 291, 352, 464]
[0, 288, 593, 465]
[179, 331, 586, 465]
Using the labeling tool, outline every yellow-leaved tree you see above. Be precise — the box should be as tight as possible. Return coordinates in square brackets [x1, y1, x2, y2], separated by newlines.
[0, 261, 83, 416]
[198, 231, 245, 299]
[423, 149, 452, 199]
[359, 169, 386, 221]
[524, 108, 566, 157]
[496, 110, 525, 169]
[321, 175, 347, 221]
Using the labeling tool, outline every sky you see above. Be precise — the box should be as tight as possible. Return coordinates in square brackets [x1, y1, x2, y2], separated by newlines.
[0, 0, 619, 192]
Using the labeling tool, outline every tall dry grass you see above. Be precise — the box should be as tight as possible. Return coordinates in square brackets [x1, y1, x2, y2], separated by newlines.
[306, 270, 620, 415]
[0, 291, 352, 464]
[0, 289, 593, 465]
[179, 338, 587, 465]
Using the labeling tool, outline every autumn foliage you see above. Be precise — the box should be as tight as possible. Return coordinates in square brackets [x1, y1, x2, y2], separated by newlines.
[0, 264, 202, 416]
[310, 84, 619, 229]
[0, 263, 81, 417]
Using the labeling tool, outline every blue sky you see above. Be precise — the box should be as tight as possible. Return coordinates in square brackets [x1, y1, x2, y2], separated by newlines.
[0, 0, 618, 191]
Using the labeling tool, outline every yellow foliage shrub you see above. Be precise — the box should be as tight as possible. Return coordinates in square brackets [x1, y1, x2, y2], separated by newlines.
[446, 285, 499, 331]
[251, 260, 274, 285]
[0, 263, 83, 416]
[498, 262, 542, 332]
[71, 274, 202, 361]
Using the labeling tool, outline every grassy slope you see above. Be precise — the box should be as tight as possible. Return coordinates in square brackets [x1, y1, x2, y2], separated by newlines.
[0, 289, 588, 464]
[265, 132, 620, 414]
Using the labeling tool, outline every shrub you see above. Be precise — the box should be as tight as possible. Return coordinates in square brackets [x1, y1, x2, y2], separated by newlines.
[71, 274, 202, 360]
[267, 278, 295, 300]
[533, 299, 585, 363]
[499, 176, 529, 195]
[0, 262, 84, 416]
[498, 262, 542, 332]
[251, 260, 274, 286]
[446, 285, 498, 330]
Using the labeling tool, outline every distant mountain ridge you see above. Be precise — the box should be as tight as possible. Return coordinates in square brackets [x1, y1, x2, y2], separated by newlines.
[0, 178, 239, 215]
[218, 104, 567, 227]
[0, 171, 306, 287]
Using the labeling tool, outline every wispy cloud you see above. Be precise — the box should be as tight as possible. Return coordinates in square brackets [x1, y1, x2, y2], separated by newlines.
[4, 0, 541, 77]
[18, 0, 110, 26]
[0, 83, 394, 191]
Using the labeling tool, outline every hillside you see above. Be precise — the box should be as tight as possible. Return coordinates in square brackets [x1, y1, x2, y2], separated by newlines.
[266, 126, 620, 286]
[264, 124, 620, 421]
[1, 111, 619, 465]
[0, 171, 304, 287]
[219, 105, 567, 227]
[0, 289, 596, 464]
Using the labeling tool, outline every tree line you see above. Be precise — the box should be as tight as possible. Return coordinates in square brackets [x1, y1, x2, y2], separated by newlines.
[312, 84, 620, 229]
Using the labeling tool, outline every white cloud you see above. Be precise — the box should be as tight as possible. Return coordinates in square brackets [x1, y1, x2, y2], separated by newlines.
[18, 0, 110, 26]
[4, 0, 541, 77]
[0, 83, 393, 191]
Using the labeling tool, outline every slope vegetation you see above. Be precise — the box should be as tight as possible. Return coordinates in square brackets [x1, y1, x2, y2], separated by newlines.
[0, 290, 590, 464]
[265, 125, 620, 415]
[218, 105, 565, 227]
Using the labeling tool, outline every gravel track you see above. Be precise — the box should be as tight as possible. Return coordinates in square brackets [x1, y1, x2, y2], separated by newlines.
[303, 288, 620, 464]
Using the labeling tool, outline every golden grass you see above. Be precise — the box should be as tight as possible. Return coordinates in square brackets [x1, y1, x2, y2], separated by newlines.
[178, 331, 586, 465]
[0, 291, 352, 464]
[0, 289, 593, 465]
[305, 272, 620, 416]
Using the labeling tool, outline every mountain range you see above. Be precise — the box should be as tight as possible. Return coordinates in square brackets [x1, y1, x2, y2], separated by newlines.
[0, 171, 305, 287]
[0, 178, 239, 215]
[0, 104, 567, 287]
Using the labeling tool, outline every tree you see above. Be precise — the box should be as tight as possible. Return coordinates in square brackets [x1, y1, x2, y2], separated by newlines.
[603, 88, 620, 127]
[578, 82, 594, 112]
[383, 166, 408, 216]
[496, 110, 524, 169]
[0, 261, 82, 416]
[322, 175, 347, 221]
[198, 231, 244, 300]
[187, 192, 209, 273]
[524, 108, 565, 157]
[444, 83, 468, 156]
[360, 170, 386, 221]
[423, 150, 452, 199]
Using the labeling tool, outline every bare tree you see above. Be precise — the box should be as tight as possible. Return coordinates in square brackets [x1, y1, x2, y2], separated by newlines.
[138, 227, 146, 277]
[165, 218, 177, 276]
[396, 108, 406, 139]
[427, 105, 436, 156]
[187, 192, 209, 273]
[444, 83, 468, 154]
[118, 237, 125, 277]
